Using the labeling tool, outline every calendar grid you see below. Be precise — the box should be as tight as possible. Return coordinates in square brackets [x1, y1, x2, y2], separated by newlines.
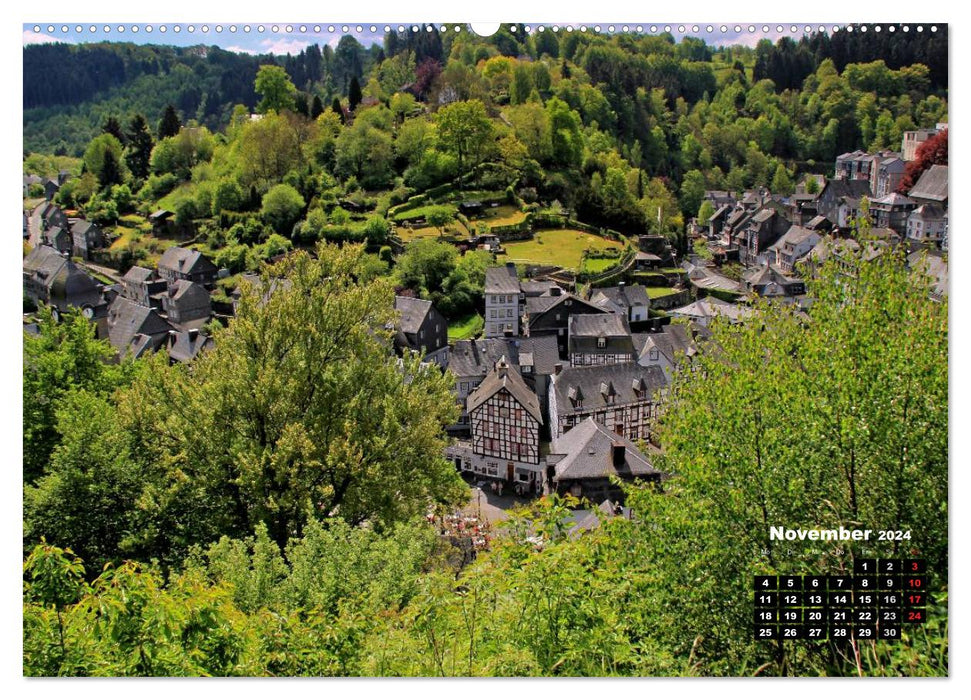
[753, 559, 927, 641]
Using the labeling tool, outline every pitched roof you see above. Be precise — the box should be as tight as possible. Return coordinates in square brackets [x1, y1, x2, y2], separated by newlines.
[670, 296, 754, 323]
[485, 265, 520, 294]
[591, 284, 651, 314]
[549, 418, 660, 481]
[569, 313, 630, 338]
[70, 219, 98, 236]
[394, 295, 434, 335]
[910, 203, 946, 220]
[122, 266, 157, 283]
[768, 225, 820, 252]
[526, 293, 606, 325]
[106, 296, 172, 355]
[686, 266, 745, 294]
[552, 363, 667, 415]
[170, 279, 210, 303]
[466, 358, 543, 422]
[872, 192, 916, 207]
[822, 179, 872, 199]
[632, 324, 693, 364]
[23, 244, 67, 280]
[744, 263, 797, 287]
[157, 246, 217, 275]
[448, 335, 560, 378]
[167, 329, 213, 363]
[908, 164, 948, 202]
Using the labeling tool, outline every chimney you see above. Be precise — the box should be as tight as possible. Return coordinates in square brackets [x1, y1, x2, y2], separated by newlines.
[551, 287, 562, 296]
[553, 362, 563, 376]
[188, 328, 199, 341]
[618, 281, 625, 288]
[612, 442, 625, 467]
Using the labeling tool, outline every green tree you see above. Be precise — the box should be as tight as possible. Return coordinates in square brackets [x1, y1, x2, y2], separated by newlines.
[679, 169, 706, 218]
[425, 205, 455, 238]
[157, 104, 181, 140]
[153, 244, 466, 548]
[436, 100, 494, 174]
[83, 134, 126, 189]
[23, 308, 125, 483]
[125, 114, 154, 181]
[395, 238, 458, 296]
[770, 163, 795, 196]
[545, 97, 583, 167]
[255, 65, 297, 114]
[348, 76, 363, 112]
[697, 199, 715, 225]
[260, 184, 306, 235]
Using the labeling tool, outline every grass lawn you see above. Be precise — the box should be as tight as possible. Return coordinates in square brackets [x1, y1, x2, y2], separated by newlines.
[581, 257, 621, 274]
[469, 205, 526, 228]
[646, 287, 679, 298]
[498, 229, 622, 270]
[448, 312, 484, 341]
[397, 224, 467, 243]
[109, 226, 139, 251]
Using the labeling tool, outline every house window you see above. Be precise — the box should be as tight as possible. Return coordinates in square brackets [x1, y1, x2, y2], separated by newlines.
[491, 310, 497, 318]
[649, 349, 659, 361]
[555, 313, 561, 321]
[597, 337, 606, 348]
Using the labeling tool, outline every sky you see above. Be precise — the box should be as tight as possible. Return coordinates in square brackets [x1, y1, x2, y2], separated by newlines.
[21, 21, 849, 55]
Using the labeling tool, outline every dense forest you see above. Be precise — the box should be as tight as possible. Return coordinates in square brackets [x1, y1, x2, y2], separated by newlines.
[23, 25, 948, 676]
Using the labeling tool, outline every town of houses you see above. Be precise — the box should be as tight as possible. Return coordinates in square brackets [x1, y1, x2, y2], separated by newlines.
[23, 126, 949, 507]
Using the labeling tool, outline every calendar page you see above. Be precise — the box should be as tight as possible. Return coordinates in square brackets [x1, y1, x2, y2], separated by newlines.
[21, 14, 948, 680]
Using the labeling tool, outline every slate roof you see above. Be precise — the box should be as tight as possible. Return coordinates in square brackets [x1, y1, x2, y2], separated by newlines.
[525, 293, 606, 326]
[552, 363, 667, 415]
[71, 219, 98, 236]
[569, 313, 630, 338]
[449, 335, 560, 378]
[744, 263, 797, 287]
[466, 358, 543, 422]
[686, 266, 745, 294]
[394, 295, 434, 335]
[157, 246, 217, 275]
[106, 296, 172, 356]
[908, 164, 948, 203]
[170, 279, 211, 305]
[485, 265, 520, 295]
[23, 245, 67, 280]
[122, 266, 157, 283]
[805, 215, 830, 230]
[520, 279, 562, 297]
[822, 180, 872, 199]
[768, 225, 819, 252]
[167, 330, 214, 363]
[910, 203, 946, 221]
[751, 208, 776, 224]
[549, 418, 660, 482]
[669, 297, 754, 323]
[872, 192, 916, 208]
[590, 284, 651, 314]
[632, 324, 694, 364]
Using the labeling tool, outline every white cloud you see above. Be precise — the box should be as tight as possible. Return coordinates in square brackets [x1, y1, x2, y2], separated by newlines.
[224, 45, 258, 55]
[259, 37, 313, 55]
[23, 30, 64, 46]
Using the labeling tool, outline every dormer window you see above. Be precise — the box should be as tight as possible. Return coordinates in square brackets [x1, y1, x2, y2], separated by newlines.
[597, 336, 606, 349]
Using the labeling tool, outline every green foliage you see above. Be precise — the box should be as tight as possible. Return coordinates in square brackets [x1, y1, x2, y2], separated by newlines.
[83, 133, 126, 189]
[150, 127, 216, 180]
[255, 65, 297, 114]
[260, 184, 306, 235]
[23, 308, 126, 484]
